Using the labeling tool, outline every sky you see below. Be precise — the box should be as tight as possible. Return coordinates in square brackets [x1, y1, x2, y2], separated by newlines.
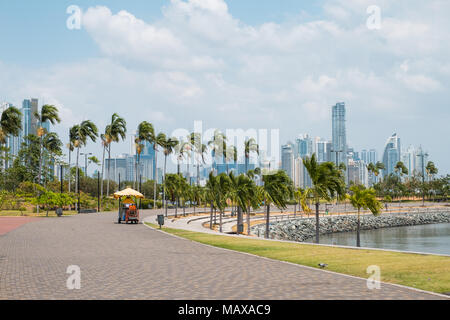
[0, 0, 449, 174]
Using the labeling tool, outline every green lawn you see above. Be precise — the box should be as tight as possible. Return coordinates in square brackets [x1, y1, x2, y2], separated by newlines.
[146, 223, 450, 294]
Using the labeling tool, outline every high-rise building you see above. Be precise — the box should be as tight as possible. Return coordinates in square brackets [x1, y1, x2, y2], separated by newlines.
[281, 143, 294, 179]
[368, 149, 377, 165]
[382, 133, 401, 176]
[21, 98, 40, 142]
[295, 134, 313, 158]
[415, 146, 429, 180]
[360, 149, 368, 163]
[331, 102, 347, 168]
[401, 145, 416, 178]
[315, 139, 329, 163]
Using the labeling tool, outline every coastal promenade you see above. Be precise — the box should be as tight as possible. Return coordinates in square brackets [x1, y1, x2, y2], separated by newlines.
[0, 209, 447, 300]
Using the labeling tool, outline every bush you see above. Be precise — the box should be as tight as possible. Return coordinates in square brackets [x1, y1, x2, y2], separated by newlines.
[139, 199, 163, 209]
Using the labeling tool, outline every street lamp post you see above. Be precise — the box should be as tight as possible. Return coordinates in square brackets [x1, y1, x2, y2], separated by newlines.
[417, 150, 429, 206]
[80, 152, 93, 177]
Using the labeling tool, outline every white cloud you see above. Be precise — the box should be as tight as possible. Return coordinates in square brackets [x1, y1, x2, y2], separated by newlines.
[2, 0, 450, 172]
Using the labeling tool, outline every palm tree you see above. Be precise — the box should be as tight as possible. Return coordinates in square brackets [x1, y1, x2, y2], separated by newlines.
[205, 172, 218, 229]
[34, 105, 61, 185]
[134, 121, 153, 188]
[0, 106, 22, 171]
[348, 185, 382, 247]
[105, 114, 127, 196]
[367, 163, 376, 186]
[425, 161, 438, 201]
[74, 120, 98, 200]
[42, 132, 63, 186]
[425, 161, 438, 181]
[99, 133, 107, 202]
[375, 161, 385, 182]
[260, 170, 292, 239]
[244, 138, 259, 173]
[68, 125, 79, 196]
[294, 187, 312, 217]
[394, 161, 408, 203]
[207, 129, 226, 175]
[228, 172, 259, 235]
[134, 139, 144, 189]
[160, 135, 179, 216]
[225, 145, 236, 174]
[394, 161, 408, 181]
[164, 173, 180, 217]
[150, 131, 166, 208]
[303, 153, 345, 243]
[189, 132, 206, 186]
[205, 173, 230, 232]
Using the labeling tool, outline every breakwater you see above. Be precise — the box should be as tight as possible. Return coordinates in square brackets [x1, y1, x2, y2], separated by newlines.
[251, 211, 450, 242]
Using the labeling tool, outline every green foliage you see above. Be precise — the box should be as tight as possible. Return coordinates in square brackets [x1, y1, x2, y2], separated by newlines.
[349, 185, 382, 215]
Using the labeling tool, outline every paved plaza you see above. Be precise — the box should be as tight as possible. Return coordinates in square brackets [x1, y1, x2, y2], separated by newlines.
[0, 210, 446, 300]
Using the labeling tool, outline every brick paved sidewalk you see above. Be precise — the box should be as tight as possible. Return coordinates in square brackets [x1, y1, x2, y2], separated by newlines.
[0, 211, 446, 300]
[0, 217, 41, 236]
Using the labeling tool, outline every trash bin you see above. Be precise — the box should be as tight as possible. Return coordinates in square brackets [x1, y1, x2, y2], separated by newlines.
[56, 208, 63, 217]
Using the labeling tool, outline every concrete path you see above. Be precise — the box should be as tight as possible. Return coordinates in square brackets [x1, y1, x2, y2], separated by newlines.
[0, 210, 446, 300]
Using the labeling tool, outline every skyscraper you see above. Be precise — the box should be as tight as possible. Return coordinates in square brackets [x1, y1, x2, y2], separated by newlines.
[331, 102, 347, 166]
[382, 133, 401, 176]
[368, 149, 378, 165]
[281, 143, 294, 179]
[21, 98, 39, 142]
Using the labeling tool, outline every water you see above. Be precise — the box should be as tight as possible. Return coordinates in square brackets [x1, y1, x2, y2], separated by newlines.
[307, 223, 450, 255]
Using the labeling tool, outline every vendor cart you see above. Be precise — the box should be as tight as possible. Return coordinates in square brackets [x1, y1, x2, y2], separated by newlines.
[114, 188, 144, 224]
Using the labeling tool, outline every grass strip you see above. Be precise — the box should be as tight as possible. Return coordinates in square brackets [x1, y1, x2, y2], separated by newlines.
[146, 223, 450, 294]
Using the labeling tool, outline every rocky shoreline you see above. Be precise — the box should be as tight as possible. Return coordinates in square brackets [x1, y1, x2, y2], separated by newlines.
[251, 211, 450, 242]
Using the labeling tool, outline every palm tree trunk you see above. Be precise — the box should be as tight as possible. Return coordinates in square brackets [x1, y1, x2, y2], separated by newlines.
[106, 144, 111, 196]
[219, 210, 223, 233]
[197, 163, 200, 186]
[315, 202, 320, 244]
[247, 205, 251, 235]
[175, 197, 178, 218]
[68, 150, 71, 193]
[75, 147, 80, 211]
[187, 154, 190, 185]
[38, 135, 43, 185]
[68, 149, 71, 211]
[153, 148, 158, 209]
[356, 208, 361, 247]
[164, 155, 168, 217]
[265, 204, 270, 239]
[100, 144, 106, 209]
[210, 201, 213, 229]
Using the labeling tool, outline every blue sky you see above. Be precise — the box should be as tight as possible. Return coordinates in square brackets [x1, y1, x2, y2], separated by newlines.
[0, 0, 449, 174]
[0, 0, 321, 66]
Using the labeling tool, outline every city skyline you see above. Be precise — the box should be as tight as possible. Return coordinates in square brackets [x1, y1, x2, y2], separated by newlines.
[1, 0, 449, 174]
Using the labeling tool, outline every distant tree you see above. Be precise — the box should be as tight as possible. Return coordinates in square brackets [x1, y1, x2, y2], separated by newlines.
[348, 185, 382, 247]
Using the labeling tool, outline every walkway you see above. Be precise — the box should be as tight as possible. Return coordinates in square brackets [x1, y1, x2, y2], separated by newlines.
[0, 210, 445, 299]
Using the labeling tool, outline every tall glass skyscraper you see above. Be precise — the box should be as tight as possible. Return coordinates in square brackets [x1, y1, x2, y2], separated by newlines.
[281, 143, 294, 179]
[331, 102, 347, 169]
[382, 133, 401, 176]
